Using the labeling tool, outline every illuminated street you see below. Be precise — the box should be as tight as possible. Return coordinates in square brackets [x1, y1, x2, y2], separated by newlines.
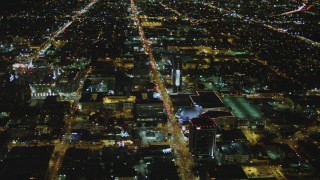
[130, 0, 195, 179]
[48, 115, 75, 180]
[1, 0, 320, 179]
[30, 0, 98, 61]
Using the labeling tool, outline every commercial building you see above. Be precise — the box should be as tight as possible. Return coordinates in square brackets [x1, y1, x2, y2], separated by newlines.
[42, 95, 71, 115]
[202, 110, 235, 130]
[79, 93, 135, 113]
[133, 91, 165, 127]
[217, 141, 253, 164]
[223, 96, 264, 128]
[190, 91, 227, 112]
[189, 116, 217, 159]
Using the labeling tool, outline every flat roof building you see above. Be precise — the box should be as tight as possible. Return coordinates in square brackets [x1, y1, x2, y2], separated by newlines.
[202, 111, 235, 130]
[189, 116, 217, 159]
[217, 141, 252, 164]
[190, 91, 226, 111]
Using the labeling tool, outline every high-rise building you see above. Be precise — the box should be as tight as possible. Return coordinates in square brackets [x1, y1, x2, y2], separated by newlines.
[189, 116, 217, 159]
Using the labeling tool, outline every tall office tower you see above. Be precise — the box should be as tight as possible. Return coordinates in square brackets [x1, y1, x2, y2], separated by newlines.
[171, 59, 182, 93]
[189, 116, 217, 159]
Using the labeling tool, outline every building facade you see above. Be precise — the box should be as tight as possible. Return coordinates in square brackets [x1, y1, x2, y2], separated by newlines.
[189, 116, 217, 159]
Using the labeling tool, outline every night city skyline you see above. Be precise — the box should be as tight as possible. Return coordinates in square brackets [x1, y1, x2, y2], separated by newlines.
[0, 0, 319, 179]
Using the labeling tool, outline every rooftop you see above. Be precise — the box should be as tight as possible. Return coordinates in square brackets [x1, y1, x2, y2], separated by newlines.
[219, 129, 247, 142]
[131, 91, 162, 103]
[242, 165, 286, 179]
[189, 116, 216, 129]
[190, 91, 225, 108]
[170, 94, 192, 107]
[207, 165, 247, 180]
[223, 96, 262, 119]
[218, 141, 251, 155]
[202, 111, 234, 119]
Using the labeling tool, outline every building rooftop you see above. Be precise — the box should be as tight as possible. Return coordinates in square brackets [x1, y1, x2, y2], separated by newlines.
[131, 91, 162, 103]
[218, 141, 251, 155]
[79, 93, 135, 103]
[219, 129, 247, 142]
[190, 91, 225, 109]
[242, 165, 286, 179]
[202, 111, 234, 119]
[207, 165, 247, 180]
[148, 159, 179, 180]
[223, 96, 262, 119]
[170, 94, 192, 107]
[189, 116, 216, 129]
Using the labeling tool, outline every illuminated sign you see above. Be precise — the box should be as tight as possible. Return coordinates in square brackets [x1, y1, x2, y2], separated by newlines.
[9, 74, 14, 82]
[162, 148, 172, 154]
[120, 131, 129, 137]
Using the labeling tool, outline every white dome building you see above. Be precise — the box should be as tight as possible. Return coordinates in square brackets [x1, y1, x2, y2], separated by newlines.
[176, 107, 202, 125]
